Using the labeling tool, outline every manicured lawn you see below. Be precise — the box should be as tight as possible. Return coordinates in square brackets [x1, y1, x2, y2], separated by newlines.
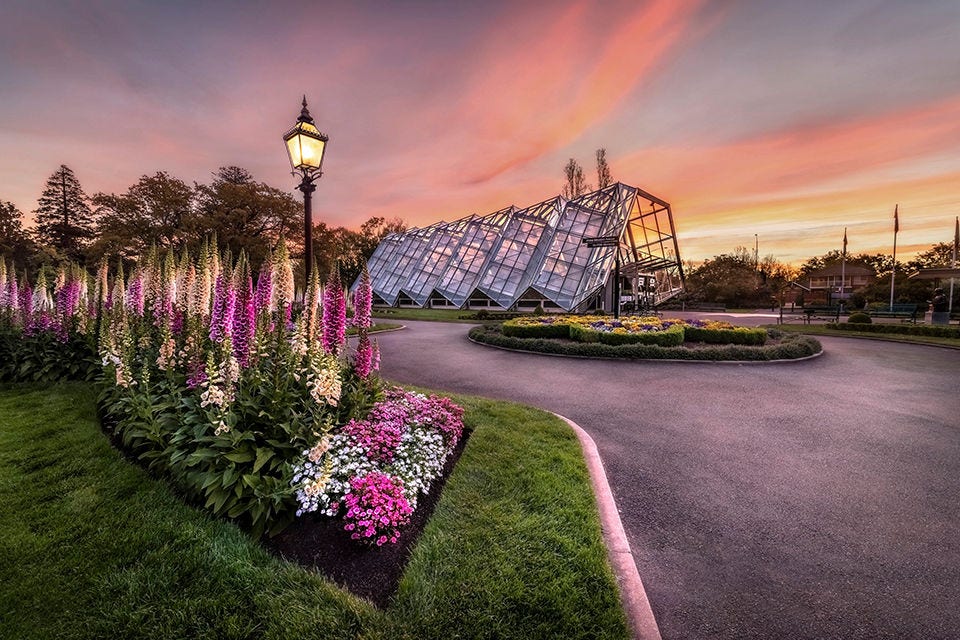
[346, 320, 403, 335]
[774, 323, 960, 348]
[372, 308, 480, 323]
[0, 383, 628, 640]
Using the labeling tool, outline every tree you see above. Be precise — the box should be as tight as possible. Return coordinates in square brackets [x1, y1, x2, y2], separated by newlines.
[311, 215, 407, 287]
[908, 242, 955, 270]
[89, 171, 195, 261]
[562, 158, 589, 199]
[0, 200, 36, 268]
[192, 166, 302, 269]
[799, 250, 886, 277]
[682, 246, 776, 307]
[356, 216, 406, 258]
[596, 148, 612, 189]
[33, 165, 94, 260]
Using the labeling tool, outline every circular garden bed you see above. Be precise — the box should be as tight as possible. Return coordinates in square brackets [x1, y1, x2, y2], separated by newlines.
[470, 315, 821, 361]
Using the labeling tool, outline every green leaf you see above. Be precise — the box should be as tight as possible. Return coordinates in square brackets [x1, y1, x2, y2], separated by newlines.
[252, 448, 274, 473]
[224, 449, 254, 463]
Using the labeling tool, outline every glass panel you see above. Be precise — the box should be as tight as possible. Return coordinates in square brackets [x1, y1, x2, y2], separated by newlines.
[400, 216, 473, 306]
[476, 197, 561, 308]
[434, 206, 514, 307]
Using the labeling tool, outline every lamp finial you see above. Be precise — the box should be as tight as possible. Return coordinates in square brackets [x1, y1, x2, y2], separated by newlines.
[298, 96, 314, 124]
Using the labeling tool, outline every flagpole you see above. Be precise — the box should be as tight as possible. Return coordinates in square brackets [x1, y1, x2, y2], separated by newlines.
[840, 227, 847, 312]
[950, 216, 958, 314]
[889, 204, 898, 311]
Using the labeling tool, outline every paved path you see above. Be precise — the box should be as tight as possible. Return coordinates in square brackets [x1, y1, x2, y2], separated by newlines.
[375, 321, 960, 640]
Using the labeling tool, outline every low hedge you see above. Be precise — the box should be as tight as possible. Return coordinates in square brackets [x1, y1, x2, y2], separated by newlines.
[825, 323, 960, 338]
[470, 325, 821, 361]
[502, 321, 571, 340]
[683, 326, 767, 346]
[570, 322, 686, 346]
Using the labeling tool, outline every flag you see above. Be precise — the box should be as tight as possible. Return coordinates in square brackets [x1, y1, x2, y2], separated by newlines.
[842, 228, 848, 256]
[953, 216, 958, 266]
[894, 204, 899, 234]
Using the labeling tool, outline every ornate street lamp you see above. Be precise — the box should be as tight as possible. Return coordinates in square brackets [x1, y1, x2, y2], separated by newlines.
[283, 96, 328, 291]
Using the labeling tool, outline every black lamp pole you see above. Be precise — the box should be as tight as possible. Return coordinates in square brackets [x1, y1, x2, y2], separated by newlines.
[299, 174, 317, 290]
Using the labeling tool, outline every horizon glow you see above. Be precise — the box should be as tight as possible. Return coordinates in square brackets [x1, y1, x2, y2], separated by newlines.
[1, 0, 958, 265]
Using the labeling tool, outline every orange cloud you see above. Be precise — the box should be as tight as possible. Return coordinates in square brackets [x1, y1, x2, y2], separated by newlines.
[449, 0, 706, 185]
[604, 95, 960, 261]
[622, 95, 960, 207]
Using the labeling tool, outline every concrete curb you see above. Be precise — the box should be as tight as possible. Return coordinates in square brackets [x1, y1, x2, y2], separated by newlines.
[551, 412, 662, 640]
[369, 324, 407, 335]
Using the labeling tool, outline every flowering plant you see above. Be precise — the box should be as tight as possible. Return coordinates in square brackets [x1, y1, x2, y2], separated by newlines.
[0, 238, 395, 538]
[292, 387, 465, 543]
[342, 472, 413, 546]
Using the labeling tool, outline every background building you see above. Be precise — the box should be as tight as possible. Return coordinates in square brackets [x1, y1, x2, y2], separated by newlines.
[806, 264, 876, 304]
[360, 183, 684, 313]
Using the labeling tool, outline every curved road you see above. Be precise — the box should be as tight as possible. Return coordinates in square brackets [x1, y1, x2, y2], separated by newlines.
[375, 320, 960, 640]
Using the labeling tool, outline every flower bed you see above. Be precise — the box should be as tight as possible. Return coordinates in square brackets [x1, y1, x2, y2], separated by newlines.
[502, 314, 768, 346]
[0, 245, 463, 543]
[475, 317, 819, 361]
[293, 387, 464, 545]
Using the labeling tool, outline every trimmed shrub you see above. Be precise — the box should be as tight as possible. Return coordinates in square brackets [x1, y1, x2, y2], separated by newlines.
[469, 325, 821, 361]
[501, 319, 571, 339]
[826, 323, 960, 338]
[683, 326, 767, 346]
[569, 323, 599, 343]
[847, 312, 872, 324]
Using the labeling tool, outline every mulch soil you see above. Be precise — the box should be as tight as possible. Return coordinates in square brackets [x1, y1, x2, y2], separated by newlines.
[260, 430, 471, 608]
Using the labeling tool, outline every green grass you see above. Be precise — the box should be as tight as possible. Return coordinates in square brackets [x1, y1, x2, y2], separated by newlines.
[0, 383, 628, 640]
[773, 323, 960, 348]
[372, 308, 479, 323]
[345, 321, 403, 336]
[369, 321, 403, 333]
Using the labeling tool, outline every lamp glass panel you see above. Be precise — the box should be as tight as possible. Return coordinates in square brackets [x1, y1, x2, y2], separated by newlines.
[284, 121, 326, 171]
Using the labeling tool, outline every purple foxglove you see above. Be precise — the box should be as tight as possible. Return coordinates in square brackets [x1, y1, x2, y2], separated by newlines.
[352, 266, 372, 330]
[322, 268, 346, 355]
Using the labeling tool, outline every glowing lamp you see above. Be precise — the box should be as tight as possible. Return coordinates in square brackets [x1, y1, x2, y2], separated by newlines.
[284, 97, 328, 174]
[284, 96, 329, 292]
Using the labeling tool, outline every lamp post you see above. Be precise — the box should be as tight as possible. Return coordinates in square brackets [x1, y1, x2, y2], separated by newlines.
[283, 96, 328, 291]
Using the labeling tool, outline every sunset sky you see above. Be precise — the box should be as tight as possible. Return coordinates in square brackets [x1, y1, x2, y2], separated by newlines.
[2, 0, 959, 264]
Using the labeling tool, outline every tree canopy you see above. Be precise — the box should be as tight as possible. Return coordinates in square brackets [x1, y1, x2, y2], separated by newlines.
[192, 166, 302, 268]
[596, 148, 612, 189]
[0, 200, 35, 269]
[90, 171, 194, 261]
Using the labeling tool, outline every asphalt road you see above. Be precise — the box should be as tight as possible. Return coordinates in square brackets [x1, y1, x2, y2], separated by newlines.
[374, 320, 960, 640]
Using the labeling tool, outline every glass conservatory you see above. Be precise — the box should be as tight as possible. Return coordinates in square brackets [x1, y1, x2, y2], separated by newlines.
[359, 182, 684, 312]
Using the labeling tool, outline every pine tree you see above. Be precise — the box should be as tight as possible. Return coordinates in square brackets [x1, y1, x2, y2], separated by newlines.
[33, 165, 94, 259]
[596, 148, 613, 189]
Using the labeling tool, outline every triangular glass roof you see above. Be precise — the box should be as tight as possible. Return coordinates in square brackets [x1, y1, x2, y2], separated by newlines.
[361, 183, 684, 310]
